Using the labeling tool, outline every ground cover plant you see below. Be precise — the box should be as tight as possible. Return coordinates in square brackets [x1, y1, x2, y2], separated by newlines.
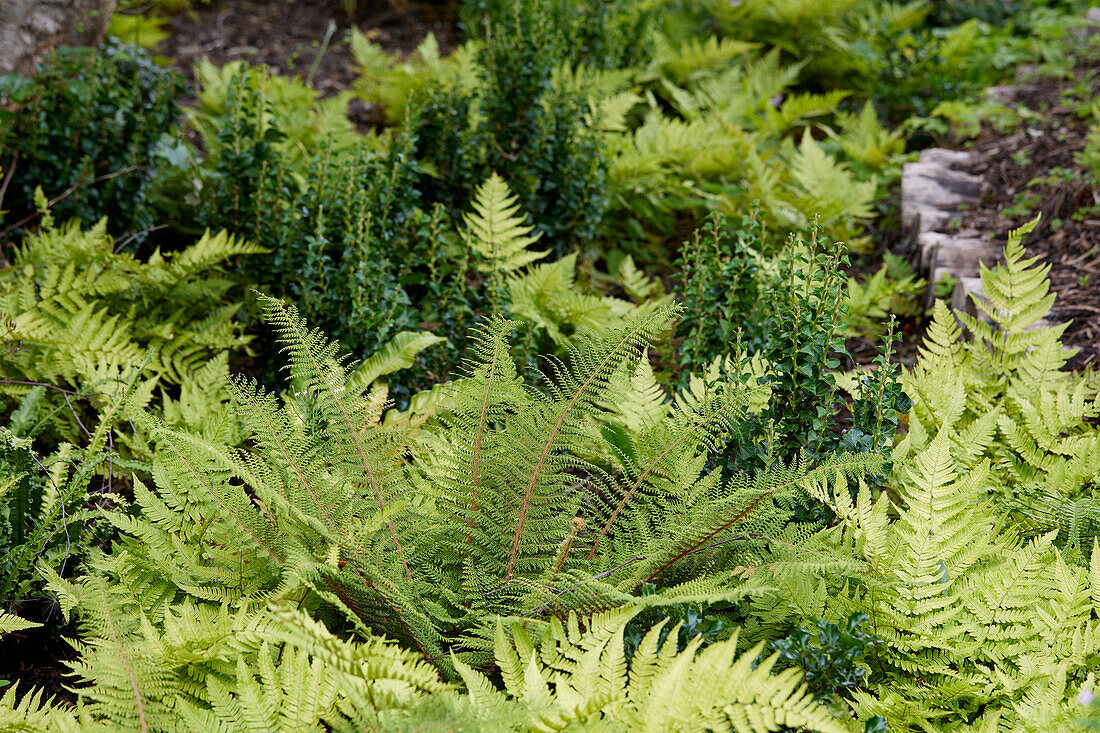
[3, 0, 1100, 730]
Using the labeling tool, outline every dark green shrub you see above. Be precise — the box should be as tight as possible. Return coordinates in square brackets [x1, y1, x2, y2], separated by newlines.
[676, 209, 769, 373]
[771, 613, 880, 706]
[415, 0, 608, 252]
[460, 0, 654, 70]
[927, 0, 1030, 26]
[676, 214, 907, 474]
[0, 39, 186, 242]
[190, 72, 480, 398]
[188, 42, 606, 394]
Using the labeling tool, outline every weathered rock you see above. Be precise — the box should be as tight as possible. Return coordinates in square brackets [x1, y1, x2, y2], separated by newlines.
[1078, 6, 1100, 39]
[917, 232, 1000, 276]
[901, 147, 990, 309]
[985, 85, 1039, 105]
[0, 0, 116, 77]
[902, 6, 1098, 329]
[901, 150, 981, 231]
[949, 276, 984, 316]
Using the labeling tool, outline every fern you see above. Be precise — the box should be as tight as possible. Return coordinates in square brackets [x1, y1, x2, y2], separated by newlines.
[349, 30, 481, 124]
[783, 128, 876, 235]
[0, 610, 41, 634]
[900, 217, 1100, 555]
[801, 428, 1100, 731]
[1, 573, 449, 732]
[0, 216, 261, 452]
[507, 254, 665, 348]
[186, 59, 360, 173]
[1, 588, 849, 732]
[606, 45, 878, 245]
[104, 293, 880, 672]
[345, 330, 446, 395]
[0, 428, 114, 613]
[335, 608, 852, 732]
[650, 33, 760, 84]
[465, 173, 549, 274]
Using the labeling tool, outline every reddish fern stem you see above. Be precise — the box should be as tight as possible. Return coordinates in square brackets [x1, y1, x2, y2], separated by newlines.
[643, 489, 776, 582]
[505, 320, 653, 580]
[288, 310, 412, 580]
[162, 429, 281, 562]
[588, 422, 708, 560]
[238, 382, 332, 526]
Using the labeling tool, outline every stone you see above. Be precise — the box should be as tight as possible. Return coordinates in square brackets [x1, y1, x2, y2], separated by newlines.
[901, 151, 982, 231]
[918, 232, 1000, 277]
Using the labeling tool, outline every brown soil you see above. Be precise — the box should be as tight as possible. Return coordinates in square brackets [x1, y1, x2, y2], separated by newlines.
[0, 600, 81, 704]
[157, 0, 458, 101]
[948, 69, 1100, 367]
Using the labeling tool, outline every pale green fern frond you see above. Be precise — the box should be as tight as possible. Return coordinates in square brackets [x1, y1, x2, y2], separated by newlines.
[346, 330, 446, 394]
[0, 610, 41, 634]
[786, 128, 876, 225]
[479, 610, 853, 732]
[0, 686, 80, 732]
[464, 173, 549, 275]
[650, 33, 760, 84]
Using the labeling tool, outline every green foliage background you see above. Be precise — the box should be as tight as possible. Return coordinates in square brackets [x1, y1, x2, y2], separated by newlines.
[1, 0, 1100, 731]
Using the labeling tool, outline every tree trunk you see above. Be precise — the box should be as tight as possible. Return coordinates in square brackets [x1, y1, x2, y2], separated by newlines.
[0, 0, 117, 77]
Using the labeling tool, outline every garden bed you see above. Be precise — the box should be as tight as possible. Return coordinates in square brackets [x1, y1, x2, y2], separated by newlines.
[6, 2, 1100, 729]
[158, 0, 456, 126]
[945, 68, 1100, 366]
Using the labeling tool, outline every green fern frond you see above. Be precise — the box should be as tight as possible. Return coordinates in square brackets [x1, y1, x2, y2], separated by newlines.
[464, 173, 549, 275]
[42, 570, 180, 732]
[0, 686, 78, 732]
[346, 330, 447, 394]
[651, 33, 760, 84]
[814, 419, 1100, 730]
[902, 219, 1100, 552]
[0, 216, 253, 452]
[508, 255, 634, 346]
[786, 128, 876, 224]
[0, 610, 41, 634]
[482, 610, 853, 733]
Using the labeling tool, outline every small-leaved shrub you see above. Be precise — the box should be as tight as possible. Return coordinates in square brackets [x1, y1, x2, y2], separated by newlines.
[0, 40, 186, 241]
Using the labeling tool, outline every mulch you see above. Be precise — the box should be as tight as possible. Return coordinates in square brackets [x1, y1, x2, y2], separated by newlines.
[948, 70, 1100, 367]
[157, 0, 458, 126]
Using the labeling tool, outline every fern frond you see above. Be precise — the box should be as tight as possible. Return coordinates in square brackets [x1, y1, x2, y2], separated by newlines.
[0, 611, 41, 634]
[0, 686, 78, 732]
[482, 610, 852, 732]
[257, 293, 411, 578]
[463, 173, 548, 275]
[651, 33, 760, 84]
[347, 330, 446, 393]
